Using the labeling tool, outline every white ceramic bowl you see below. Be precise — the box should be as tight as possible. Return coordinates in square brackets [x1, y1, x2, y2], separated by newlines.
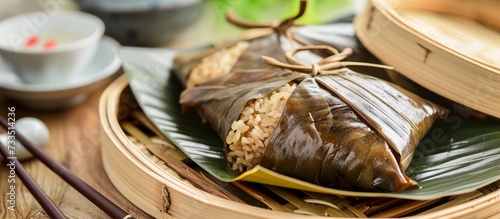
[76, 0, 204, 46]
[76, 0, 201, 12]
[0, 11, 104, 84]
[0, 36, 122, 109]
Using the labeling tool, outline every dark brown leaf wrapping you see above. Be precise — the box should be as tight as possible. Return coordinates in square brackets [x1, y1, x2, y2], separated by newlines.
[176, 24, 446, 192]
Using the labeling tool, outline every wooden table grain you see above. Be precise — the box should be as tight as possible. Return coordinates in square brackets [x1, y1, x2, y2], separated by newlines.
[0, 87, 153, 219]
[0, 1, 253, 218]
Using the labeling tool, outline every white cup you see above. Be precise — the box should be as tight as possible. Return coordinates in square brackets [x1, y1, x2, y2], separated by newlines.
[0, 11, 104, 84]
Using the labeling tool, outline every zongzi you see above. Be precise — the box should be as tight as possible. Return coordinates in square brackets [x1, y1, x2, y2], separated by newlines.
[175, 0, 446, 192]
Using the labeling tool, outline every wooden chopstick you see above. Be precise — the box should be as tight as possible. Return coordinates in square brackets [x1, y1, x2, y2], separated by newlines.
[0, 116, 135, 219]
[0, 141, 66, 218]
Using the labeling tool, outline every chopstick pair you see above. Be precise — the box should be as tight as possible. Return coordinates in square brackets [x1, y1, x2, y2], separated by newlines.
[0, 142, 65, 218]
[0, 116, 135, 219]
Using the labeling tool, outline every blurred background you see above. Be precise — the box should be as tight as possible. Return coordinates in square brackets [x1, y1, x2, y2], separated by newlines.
[0, 0, 367, 48]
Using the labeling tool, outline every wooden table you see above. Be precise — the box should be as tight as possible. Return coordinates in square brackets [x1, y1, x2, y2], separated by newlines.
[0, 87, 153, 219]
[0, 1, 237, 217]
[0, 1, 330, 217]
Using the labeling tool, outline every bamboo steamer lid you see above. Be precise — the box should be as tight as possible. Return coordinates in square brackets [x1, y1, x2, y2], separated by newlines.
[354, 0, 500, 118]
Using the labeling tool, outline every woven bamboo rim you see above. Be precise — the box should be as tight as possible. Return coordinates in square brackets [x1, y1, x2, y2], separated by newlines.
[354, 0, 500, 118]
[100, 76, 324, 218]
[99, 75, 500, 218]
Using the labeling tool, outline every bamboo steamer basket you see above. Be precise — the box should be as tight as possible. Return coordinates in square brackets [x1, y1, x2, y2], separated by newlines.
[100, 76, 324, 219]
[355, 0, 500, 118]
[99, 75, 500, 218]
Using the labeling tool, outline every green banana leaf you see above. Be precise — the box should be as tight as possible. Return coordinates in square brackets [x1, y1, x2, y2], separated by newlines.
[120, 47, 500, 200]
[210, 0, 352, 24]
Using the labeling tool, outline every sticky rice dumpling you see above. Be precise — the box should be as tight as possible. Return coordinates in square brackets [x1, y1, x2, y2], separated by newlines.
[175, 1, 446, 192]
[179, 45, 446, 192]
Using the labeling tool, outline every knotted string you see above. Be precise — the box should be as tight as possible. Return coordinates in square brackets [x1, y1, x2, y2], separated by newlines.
[261, 45, 394, 76]
[226, 0, 394, 76]
[226, 0, 308, 46]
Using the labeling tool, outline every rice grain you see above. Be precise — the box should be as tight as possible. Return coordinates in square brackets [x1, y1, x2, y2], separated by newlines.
[187, 42, 249, 88]
[226, 83, 297, 172]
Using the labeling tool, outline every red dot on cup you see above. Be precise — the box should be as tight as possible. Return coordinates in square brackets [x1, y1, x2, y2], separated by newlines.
[25, 35, 39, 48]
[44, 39, 57, 51]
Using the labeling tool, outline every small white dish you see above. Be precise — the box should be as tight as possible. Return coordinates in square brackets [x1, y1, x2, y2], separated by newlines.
[0, 36, 121, 109]
[0, 11, 105, 84]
